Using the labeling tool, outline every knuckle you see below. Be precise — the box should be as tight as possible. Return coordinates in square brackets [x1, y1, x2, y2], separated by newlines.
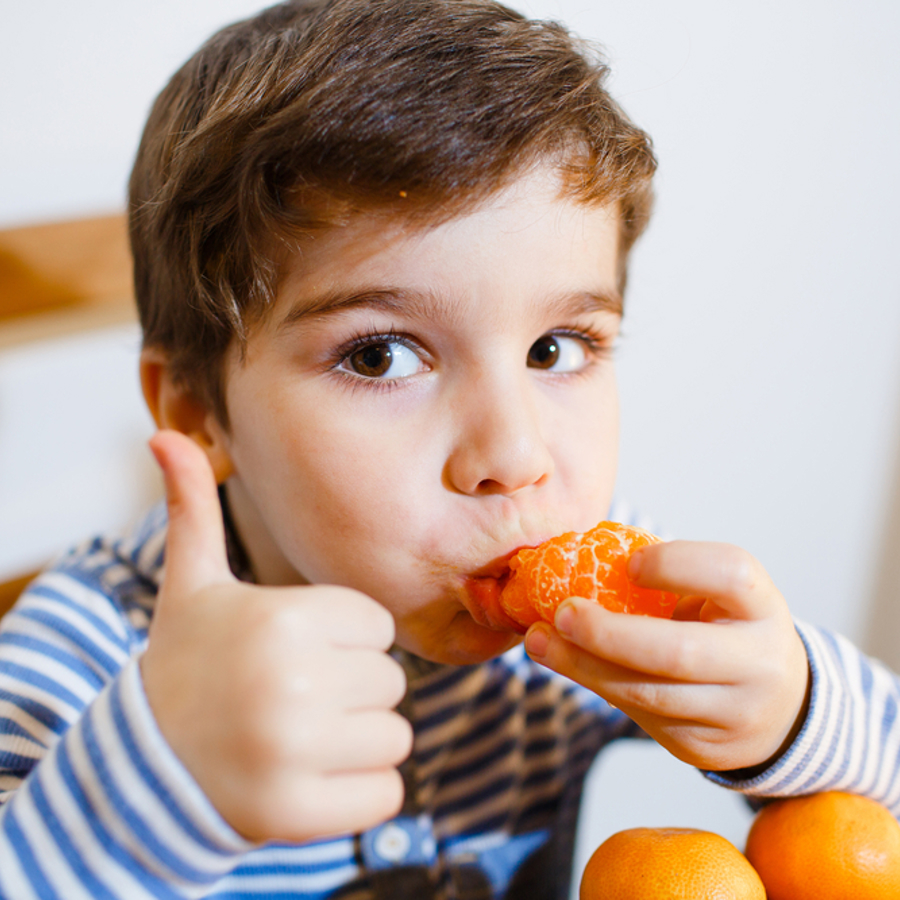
[366, 593, 396, 628]
[331, 584, 374, 611]
[383, 656, 409, 703]
[718, 545, 759, 595]
[335, 648, 407, 710]
[377, 768, 406, 820]
[326, 587, 396, 647]
[238, 692, 330, 769]
[663, 634, 701, 679]
[620, 679, 666, 712]
[243, 596, 307, 648]
[388, 712, 415, 761]
[369, 606, 397, 647]
[361, 651, 407, 704]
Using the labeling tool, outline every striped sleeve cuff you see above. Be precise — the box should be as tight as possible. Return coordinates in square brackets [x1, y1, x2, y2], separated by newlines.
[706, 620, 900, 816]
[0, 657, 252, 899]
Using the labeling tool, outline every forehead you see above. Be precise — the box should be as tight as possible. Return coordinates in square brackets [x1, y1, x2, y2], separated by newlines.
[268, 167, 623, 329]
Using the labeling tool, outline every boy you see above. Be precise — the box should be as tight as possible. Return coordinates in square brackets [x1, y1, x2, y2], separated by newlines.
[1, 0, 898, 897]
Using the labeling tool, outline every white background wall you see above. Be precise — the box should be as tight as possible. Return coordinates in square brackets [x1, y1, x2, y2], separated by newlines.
[2, 0, 899, 891]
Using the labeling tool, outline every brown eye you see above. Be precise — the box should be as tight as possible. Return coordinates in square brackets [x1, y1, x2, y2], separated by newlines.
[528, 335, 560, 369]
[526, 333, 590, 373]
[343, 339, 425, 380]
[349, 343, 393, 377]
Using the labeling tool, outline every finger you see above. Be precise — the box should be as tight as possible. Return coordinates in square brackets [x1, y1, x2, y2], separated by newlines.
[305, 647, 407, 710]
[290, 586, 397, 651]
[527, 621, 716, 720]
[149, 429, 235, 597]
[270, 769, 405, 842]
[629, 540, 781, 621]
[315, 769, 405, 837]
[291, 709, 414, 773]
[551, 598, 751, 683]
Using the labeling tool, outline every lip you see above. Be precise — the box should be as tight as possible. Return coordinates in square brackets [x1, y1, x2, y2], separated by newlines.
[459, 548, 529, 634]
[469, 549, 519, 580]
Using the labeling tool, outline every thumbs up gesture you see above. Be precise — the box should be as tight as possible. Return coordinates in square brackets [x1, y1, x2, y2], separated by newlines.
[140, 430, 413, 843]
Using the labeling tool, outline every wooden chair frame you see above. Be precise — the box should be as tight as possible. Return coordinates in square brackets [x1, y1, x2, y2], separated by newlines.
[0, 212, 134, 619]
[0, 572, 38, 619]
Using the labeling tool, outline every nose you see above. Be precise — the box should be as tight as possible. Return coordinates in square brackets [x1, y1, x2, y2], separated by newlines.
[444, 373, 555, 496]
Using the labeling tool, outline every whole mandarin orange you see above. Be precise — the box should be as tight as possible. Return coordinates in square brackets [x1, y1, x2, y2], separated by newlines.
[745, 791, 900, 899]
[499, 521, 678, 630]
[579, 826, 765, 899]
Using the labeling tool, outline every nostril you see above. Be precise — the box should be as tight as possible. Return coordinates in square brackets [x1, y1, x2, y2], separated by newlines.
[473, 467, 551, 497]
[444, 396, 555, 496]
[474, 478, 504, 495]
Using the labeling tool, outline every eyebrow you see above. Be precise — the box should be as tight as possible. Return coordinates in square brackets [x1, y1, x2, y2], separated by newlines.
[279, 288, 426, 330]
[277, 284, 623, 331]
[545, 288, 624, 319]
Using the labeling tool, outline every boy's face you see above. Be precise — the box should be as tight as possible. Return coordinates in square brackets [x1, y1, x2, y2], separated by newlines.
[215, 166, 623, 665]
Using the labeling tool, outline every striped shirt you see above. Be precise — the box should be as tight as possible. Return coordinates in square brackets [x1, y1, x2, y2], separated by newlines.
[1, 502, 899, 898]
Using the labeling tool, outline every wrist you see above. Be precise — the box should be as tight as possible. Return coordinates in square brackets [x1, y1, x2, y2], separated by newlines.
[715, 657, 813, 780]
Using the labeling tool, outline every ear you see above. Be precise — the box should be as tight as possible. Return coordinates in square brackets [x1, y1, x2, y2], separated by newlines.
[140, 347, 235, 484]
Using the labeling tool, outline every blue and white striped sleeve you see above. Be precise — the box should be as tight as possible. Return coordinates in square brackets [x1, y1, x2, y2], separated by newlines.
[0, 568, 252, 898]
[707, 620, 900, 816]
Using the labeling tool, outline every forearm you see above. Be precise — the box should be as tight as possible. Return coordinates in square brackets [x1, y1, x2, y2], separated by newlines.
[706, 620, 900, 815]
[0, 658, 250, 899]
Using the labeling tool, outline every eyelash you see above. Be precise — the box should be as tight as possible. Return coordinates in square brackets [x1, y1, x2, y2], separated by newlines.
[329, 328, 424, 393]
[328, 324, 616, 392]
[547, 327, 616, 362]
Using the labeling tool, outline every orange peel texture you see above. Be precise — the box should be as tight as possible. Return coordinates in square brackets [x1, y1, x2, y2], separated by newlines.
[580, 826, 765, 899]
[745, 791, 900, 900]
[499, 521, 678, 631]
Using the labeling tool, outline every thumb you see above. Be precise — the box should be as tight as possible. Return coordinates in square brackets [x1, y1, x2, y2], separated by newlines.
[629, 540, 779, 622]
[149, 429, 235, 598]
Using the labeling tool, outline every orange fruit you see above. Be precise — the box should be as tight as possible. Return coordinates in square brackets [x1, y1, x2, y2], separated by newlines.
[579, 826, 765, 899]
[745, 791, 900, 899]
[499, 521, 678, 630]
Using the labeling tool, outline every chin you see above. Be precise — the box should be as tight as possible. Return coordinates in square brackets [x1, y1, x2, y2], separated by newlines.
[404, 610, 523, 667]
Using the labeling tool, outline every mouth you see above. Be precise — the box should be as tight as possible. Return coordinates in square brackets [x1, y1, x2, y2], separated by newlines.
[459, 550, 526, 634]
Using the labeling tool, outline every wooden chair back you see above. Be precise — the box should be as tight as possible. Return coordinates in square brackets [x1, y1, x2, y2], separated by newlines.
[0, 572, 38, 620]
[0, 212, 134, 621]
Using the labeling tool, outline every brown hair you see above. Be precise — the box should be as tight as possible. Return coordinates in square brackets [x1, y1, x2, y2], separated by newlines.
[129, 0, 656, 424]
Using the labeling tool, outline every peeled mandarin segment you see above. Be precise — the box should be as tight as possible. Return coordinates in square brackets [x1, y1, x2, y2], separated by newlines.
[500, 521, 678, 630]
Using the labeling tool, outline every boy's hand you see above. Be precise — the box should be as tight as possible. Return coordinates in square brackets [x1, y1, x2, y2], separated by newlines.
[524, 540, 810, 773]
[140, 430, 413, 843]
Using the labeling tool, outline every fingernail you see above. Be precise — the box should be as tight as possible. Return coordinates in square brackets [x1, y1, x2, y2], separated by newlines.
[525, 623, 551, 659]
[627, 550, 643, 580]
[555, 600, 576, 637]
[147, 434, 164, 467]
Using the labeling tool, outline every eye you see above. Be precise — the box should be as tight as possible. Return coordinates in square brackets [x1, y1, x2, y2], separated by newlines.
[344, 340, 425, 379]
[527, 333, 589, 373]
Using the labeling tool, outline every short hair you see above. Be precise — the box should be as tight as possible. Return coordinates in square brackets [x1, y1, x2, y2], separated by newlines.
[129, 0, 656, 424]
